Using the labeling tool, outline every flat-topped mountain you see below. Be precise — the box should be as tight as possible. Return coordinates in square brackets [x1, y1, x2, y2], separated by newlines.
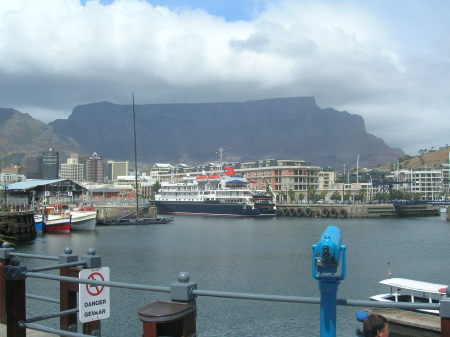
[49, 97, 402, 168]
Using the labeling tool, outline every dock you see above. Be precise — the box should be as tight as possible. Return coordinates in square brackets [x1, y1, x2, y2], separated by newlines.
[0, 324, 57, 336]
[367, 308, 440, 337]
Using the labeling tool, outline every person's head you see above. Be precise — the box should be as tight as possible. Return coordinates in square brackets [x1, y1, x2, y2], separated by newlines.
[363, 313, 389, 337]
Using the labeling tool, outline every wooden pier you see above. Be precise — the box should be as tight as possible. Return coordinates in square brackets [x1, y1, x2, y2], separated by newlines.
[368, 308, 440, 337]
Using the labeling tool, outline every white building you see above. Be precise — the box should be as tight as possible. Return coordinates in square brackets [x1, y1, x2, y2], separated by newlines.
[60, 154, 84, 181]
[393, 168, 443, 200]
[107, 160, 129, 182]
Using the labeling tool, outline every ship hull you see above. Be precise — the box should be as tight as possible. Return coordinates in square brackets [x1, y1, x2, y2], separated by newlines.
[43, 216, 71, 233]
[70, 211, 97, 231]
[155, 201, 260, 216]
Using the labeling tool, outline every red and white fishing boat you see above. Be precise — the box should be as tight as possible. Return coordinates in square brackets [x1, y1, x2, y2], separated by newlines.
[70, 206, 97, 231]
[43, 204, 71, 233]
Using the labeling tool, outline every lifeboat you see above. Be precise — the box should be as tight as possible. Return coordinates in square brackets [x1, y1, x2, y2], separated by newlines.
[196, 175, 208, 183]
[207, 174, 221, 182]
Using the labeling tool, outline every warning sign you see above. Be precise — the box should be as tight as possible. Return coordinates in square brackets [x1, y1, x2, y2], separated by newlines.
[79, 267, 110, 323]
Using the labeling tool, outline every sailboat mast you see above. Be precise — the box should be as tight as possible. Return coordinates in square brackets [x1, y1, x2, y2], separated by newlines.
[132, 93, 139, 219]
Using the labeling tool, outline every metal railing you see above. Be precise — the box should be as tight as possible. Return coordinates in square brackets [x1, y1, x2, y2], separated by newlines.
[0, 243, 449, 337]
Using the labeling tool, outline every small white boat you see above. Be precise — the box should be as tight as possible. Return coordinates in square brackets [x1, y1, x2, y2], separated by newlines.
[70, 207, 97, 231]
[440, 206, 447, 213]
[370, 278, 446, 315]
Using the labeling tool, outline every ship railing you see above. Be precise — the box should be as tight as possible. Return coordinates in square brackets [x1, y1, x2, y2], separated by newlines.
[1, 245, 450, 337]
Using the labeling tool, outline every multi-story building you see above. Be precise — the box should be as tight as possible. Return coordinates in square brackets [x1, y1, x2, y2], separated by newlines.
[25, 156, 43, 179]
[440, 164, 450, 197]
[107, 160, 129, 182]
[2, 165, 23, 175]
[236, 159, 320, 203]
[85, 152, 103, 183]
[393, 168, 443, 200]
[42, 148, 59, 179]
[0, 172, 26, 183]
[60, 154, 84, 181]
[318, 170, 336, 190]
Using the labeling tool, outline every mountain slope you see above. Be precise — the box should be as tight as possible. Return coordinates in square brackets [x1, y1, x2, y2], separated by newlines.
[49, 97, 403, 168]
[0, 108, 82, 160]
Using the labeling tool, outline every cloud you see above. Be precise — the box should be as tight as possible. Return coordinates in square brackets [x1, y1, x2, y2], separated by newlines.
[0, 0, 449, 155]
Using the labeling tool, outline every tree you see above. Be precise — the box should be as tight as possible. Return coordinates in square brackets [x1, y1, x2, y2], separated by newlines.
[151, 181, 161, 194]
[278, 190, 286, 203]
[265, 184, 274, 196]
[288, 189, 295, 203]
[344, 190, 352, 201]
[357, 189, 366, 203]
[307, 188, 316, 203]
[319, 191, 327, 201]
[298, 192, 305, 203]
[330, 191, 341, 202]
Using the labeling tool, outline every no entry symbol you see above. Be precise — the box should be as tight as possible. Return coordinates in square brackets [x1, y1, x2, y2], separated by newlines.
[86, 272, 105, 296]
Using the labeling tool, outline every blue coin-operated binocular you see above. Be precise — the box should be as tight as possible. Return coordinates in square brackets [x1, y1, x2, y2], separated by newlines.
[312, 225, 346, 280]
[312, 226, 347, 337]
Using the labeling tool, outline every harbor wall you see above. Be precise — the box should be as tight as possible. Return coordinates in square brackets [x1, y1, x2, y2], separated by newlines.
[96, 206, 157, 221]
[276, 204, 439, 218]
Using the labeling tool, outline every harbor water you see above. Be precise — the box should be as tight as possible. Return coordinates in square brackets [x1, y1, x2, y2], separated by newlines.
[17, 214, 450, 336]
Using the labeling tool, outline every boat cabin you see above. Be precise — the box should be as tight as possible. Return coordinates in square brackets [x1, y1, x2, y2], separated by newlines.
[370, 278, 447, 314]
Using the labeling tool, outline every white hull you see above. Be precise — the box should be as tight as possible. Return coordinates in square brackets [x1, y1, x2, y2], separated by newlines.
[70, 211, 97, 231]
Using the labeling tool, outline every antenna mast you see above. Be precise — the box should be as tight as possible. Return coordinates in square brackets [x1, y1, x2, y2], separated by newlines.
[217, 147, 224, 163]
[132, 93, 139, 219]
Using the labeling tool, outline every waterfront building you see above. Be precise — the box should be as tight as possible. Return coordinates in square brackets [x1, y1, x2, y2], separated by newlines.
[2, 164, 23, 175]
[0, 172, 26, 183]
[236, 159, 320, 203]
[6, 179, 86, 205]
[60, 154, 84, 181]
[42, 148, 60, 179]
[393, 168, 443, 200]
[115, 174, 154, 198]
[318, 170, 336, 190]
[107, 160, 129, 182]
[440, 164, 450, 197]
[85, 152, 103, 183]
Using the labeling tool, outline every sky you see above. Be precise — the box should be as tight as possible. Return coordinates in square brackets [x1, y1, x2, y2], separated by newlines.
[1, 0, 450, 155]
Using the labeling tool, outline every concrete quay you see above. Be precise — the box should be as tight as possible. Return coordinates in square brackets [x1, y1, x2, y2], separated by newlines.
[276, 203, 440, 218]
[96, 205, 157, 221]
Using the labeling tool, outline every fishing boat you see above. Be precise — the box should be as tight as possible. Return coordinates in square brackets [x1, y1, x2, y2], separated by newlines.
[43, 205, 71, 233]
[370, 278, 446, 315]
[155, 167, 260, 217]
[70, 206, 97, 231]
[34, 214, 44, 234]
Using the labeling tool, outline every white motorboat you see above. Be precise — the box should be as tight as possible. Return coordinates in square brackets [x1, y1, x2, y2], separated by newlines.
[70, 207, 97, 231]
[370, 278, 447, 315]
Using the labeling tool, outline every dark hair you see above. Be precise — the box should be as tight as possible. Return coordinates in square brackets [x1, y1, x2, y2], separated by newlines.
[363, 314, 388, 337]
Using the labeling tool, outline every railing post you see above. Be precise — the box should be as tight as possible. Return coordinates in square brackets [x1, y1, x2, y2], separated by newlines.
[5, 257, 27, 337]
[0, 242, 14, 323]
[170, 272, 197, 306]
[440, 288, 450, 337]
[81, 248, 101, 336]
[59, 247, 79, 334]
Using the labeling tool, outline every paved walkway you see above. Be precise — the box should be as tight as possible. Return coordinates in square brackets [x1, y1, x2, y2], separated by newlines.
[0, 324, 57, 336]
